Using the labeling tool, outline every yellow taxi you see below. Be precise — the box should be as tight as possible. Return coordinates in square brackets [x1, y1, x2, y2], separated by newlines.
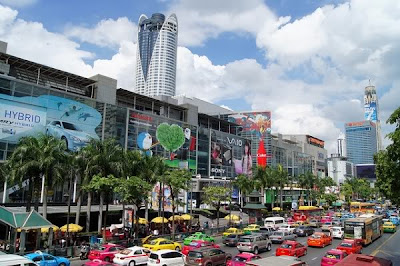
[292, 221, 309, 227]
[142, 238, 182, 251]
[243, 224, 260, 233]
[223, 227, 244, 237]
[383, 222, 396, 233]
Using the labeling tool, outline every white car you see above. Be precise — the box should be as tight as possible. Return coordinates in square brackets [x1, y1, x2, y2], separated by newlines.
[278, 224, 296, 233]
[321, 222, 333, 232]
[113, 246, 149, 265]
[148, 250, 184, 266]
[331, 226, 344, 239]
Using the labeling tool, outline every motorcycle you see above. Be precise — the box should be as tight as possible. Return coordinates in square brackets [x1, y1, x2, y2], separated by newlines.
[80, 244, 90, 260]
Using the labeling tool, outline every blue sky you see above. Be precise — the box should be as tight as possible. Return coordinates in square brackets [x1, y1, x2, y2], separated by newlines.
[0, 0, 398, 152]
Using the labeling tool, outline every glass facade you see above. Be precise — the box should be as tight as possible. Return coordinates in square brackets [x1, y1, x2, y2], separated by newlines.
[345, 121, 377, 164]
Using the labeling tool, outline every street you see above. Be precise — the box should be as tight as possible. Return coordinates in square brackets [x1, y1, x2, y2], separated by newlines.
[70, 228, 399, 266]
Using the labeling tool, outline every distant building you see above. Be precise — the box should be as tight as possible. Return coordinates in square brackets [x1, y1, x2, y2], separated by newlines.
[337, 132, 346, 157]
[364, 85, 383, 151]
[135, 13, 178, 97]
[327, 154, 354, 185]
[282, 135, 327, 177]
[345, 121, 377, 165]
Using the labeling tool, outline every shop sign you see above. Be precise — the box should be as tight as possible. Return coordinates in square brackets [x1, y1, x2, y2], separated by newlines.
[307, 136, 325, 148]
[211, 168, 225, 174]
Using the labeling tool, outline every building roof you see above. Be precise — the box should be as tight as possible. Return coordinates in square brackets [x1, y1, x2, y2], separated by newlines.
[0, 206, 54, 230]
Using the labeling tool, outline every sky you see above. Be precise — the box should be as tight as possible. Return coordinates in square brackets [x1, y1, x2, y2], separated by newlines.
[0, 0, 399, 154]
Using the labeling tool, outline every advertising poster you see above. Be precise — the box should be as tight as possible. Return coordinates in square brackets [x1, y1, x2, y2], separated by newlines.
[228, 112, 271, 137]
[0, 94, 102, 151]
[151, 182, 172, 213]
[325, 186, 340, 194]
[364, 102, 377, 122]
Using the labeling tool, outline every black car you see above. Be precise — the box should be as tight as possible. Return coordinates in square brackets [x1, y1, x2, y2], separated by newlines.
[223, 233, 243, 247]
[294, 226, 315, 237]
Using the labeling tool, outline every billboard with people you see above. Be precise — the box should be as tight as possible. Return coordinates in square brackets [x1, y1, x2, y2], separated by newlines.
[227, 111, 271, 138]
[364, 86, 378, 122]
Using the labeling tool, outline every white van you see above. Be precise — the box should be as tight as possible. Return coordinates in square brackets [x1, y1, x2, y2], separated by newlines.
[264, 217, 285, 229]
[0, 254, 37, 266]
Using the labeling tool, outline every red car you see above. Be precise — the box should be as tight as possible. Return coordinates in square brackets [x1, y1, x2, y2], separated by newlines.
[88, 244, 125, 262]
[307, 232, 332, 248]
[227, 252, 262, 266]
[182, 240, 220, 256]
[320, 249, 348, 266]
[276, 240, 308, 257]
[336, 239, 363, 254]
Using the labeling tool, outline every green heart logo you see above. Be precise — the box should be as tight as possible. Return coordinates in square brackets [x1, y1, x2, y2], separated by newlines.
[156, 123, 185, 152]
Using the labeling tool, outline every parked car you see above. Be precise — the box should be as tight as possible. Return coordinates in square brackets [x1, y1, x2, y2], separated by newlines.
[308, 219, 322, 228]
[88, 244, 125, 262]
[320, 249, 348, 266]
[321, 222, 333, 232]
[143, 238, 181, 251]
[226, 253, 262, 266]
[148, 250, 184, 266]
[307, 232, 332, 248]
[278, 224, 296, 233]
[223, 228, 244, 237]
[336, 239, 363, 254]
[331, 227, 344, 239]
[237, 234, 272, 255]
[383, 222, 397, 233]
[243, 224, 261, 233]
[185, 247, 231, 266]
[224, 234, 244, 247]
[25, 252, 70, 266]
[113, 247, 149, 265]
[182, 240, 220, 256]
[275, 240, 307, 257]
[183, 232, 215, 246]
[294, 226, 314, 237]
[270, 231, 297, 244]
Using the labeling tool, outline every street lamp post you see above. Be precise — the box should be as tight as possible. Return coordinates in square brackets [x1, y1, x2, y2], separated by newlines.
[64, 173, 73, 248]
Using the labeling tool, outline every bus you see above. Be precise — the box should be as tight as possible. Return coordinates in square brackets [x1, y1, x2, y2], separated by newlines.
[350, 202, 375, 213]
[293, 206, 322, 222]
[344, 215, 383, 245]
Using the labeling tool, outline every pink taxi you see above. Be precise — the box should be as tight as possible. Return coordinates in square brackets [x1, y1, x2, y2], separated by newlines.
[321, 249, 347, 266]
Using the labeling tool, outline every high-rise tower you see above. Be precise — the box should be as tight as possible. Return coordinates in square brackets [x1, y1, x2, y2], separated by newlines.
[364, 85, 383, 150]
[135, 13, 178, 97]
[337, 132, 346, 157]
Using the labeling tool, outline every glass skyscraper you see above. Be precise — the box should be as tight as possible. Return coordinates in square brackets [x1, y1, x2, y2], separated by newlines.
[135, 13, 178, 97]
[345, 121, 377, 165]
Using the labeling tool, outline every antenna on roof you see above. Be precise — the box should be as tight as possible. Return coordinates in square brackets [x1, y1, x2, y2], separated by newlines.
[368, 79, 371, 86]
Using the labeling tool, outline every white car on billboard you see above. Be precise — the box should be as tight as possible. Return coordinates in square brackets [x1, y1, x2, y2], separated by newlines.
[46, 120, 98, 151]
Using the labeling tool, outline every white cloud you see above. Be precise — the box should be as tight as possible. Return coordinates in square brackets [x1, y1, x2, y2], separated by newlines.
[0, 0, 36, 8]
[65, 17, 137, 49]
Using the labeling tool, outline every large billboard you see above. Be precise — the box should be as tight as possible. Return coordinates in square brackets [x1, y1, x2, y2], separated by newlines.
[228, 112, 271, 138]
[364, 86, 378, 122]
[0, 94, 101, 151]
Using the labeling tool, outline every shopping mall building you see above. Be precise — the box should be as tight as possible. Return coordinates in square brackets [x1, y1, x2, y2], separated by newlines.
[0, 41, 324, 211]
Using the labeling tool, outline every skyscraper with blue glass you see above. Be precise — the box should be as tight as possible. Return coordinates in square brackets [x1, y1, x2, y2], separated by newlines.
[345, 121, 377, 165]
[135, 13, 178, 97]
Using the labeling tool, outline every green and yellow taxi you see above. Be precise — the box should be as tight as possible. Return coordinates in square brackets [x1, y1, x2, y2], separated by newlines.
[383, 222, 396, 233]
[222, 227, 244, 237]
[243, 224, 260, 233]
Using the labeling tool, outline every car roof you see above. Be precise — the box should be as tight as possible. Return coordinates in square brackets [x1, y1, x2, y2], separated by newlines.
[25, 252, 52, 258]
[235, 252, 257, 258]
[327, 249, 345, 254]
[282, 240, 298, 245]
[127, 246, 143, 250]
[314, 232, 326, 236]
[189, 247, 217, 252]
[152, 238, 168, 241]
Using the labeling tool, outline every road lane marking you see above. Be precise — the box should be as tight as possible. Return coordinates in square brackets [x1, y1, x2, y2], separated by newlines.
[312, 257, 318, 260]
[371, 229, 400, 256]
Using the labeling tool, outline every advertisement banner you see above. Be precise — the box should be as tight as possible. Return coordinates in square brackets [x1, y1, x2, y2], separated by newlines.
[228, 112, 271, 138]
[0, 94, 102, 151]
[325, 186, 340, 194]
[364, 102, 377, 122]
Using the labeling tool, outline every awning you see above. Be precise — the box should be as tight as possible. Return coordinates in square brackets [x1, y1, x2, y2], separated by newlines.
[243, 203, 267, 209]
[0, 206, 54, 230]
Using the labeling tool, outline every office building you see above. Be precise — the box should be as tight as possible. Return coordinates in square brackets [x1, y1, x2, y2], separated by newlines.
[135, 13, 178, 97]
[345, 121, 377, 165]
[282, 135, 327, 177]
[364, 85, 383, 151]
[327, 154, 354, 185]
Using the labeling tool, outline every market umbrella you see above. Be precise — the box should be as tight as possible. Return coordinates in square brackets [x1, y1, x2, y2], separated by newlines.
[41, 225, 60, 233]
[181, 214, 193, 220]
[151, 217, 168, 223]
[272, 207, 282, 211]
[134, 218, 148, 224]
[224, 214, 240, 221]
[60, 224, 83, 233]
[169, 215, 184, 221]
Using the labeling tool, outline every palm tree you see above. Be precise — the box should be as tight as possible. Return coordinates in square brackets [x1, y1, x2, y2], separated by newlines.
[273, 165, 289, 210]
[232, 174, 254, 208]
[253, 166, 275, 207]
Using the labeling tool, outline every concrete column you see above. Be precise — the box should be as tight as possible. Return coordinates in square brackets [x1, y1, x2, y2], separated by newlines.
[9, 228, 17, 254]
[48, 228, 54, 249]
[35, 229, 41, 250]
[40, 175, 45, 203]
[19, 230, 26, 255]
[2, 180, 7, 203]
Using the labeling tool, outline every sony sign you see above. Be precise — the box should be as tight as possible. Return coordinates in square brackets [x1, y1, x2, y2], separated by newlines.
[211, 168, 225, 174]
[227, 137, 242, 147]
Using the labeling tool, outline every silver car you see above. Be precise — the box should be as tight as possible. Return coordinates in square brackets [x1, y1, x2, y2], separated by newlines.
[269, 231, 297, 243]
[237, 234, 272, 255]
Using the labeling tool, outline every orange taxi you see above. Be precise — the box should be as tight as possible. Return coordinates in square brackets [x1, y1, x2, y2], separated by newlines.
[307, 232, 332, 248]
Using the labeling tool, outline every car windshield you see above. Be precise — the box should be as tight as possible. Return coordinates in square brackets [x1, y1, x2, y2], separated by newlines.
[333, 228, 341, 231]
[149, 240, 159, 245]
[340, 242, 353, 247]
[298, 226, 306, 229]
[310, 235, 321, 239]
[239, 238, 253, 243]
[62, 122, 79, 131]
[280, 244, 293, 249]
[189, 242, 200, 247]
[272, 232, 283, 236]
[120, 249, 132, 255]
[188, 251, 203, 258]
[227, 234, 237, 239]
[325, 253, 340, 260]
[95, 246, 107, 251]
[227, 229, 235, 233]
[233, 256, 248, 262]
[384, 223, 392, 226]
[280, 225, 288, 228]
[149, 253, 158, 260]
[324, 222, 332, 225]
